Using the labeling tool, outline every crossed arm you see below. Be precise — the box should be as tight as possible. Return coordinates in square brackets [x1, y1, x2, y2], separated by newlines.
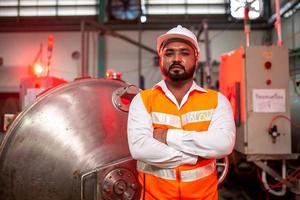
[127, 93, 236, 168]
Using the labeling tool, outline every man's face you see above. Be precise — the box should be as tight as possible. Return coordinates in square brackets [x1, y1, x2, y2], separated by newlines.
[159, 41, 198, 81]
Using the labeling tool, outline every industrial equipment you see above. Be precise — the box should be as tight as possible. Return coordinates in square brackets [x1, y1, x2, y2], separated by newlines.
[0, 78, 141, 200]
[219, 46, 300, 197]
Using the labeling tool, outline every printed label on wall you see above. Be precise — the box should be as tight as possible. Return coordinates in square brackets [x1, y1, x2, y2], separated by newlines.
[253, 89, 285, 113]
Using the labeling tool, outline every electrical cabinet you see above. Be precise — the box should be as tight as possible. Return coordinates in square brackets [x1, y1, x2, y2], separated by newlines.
[219, 46, 291, 155]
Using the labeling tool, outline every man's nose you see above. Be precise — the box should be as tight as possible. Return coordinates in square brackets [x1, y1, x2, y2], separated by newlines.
[173, 52, 182, 62]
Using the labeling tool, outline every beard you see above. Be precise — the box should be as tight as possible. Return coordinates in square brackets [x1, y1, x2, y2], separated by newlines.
[162, 62, 196, 81]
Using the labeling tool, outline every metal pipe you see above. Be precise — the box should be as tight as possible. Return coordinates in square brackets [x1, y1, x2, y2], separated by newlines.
[85, 20, 156, 55]
[261, 160, 287, 196]
[275, 0, 282, 46]
[268, 0, 299, 24]
[80, 20, 86, 77]
[203, 20, 211, 88]
[244, 5, 250, 47]
[86, 30, 89, 77]
[138, 22, 144, 89]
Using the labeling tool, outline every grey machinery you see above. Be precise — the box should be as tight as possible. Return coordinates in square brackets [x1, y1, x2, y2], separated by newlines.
[0, 78, 141, 200]
[219, 46, 300, 197]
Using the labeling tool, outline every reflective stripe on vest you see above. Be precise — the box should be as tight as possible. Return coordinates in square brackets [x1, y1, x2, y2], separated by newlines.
[151, 109, 214, 128]
[137, 161, 216, 182]
[181, 109, 214, 126]
[152, 112, 181, 128]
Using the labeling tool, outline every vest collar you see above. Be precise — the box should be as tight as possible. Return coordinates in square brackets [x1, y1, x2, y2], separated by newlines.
[153, 80, 207, 109]
[154, 80, 207, 93]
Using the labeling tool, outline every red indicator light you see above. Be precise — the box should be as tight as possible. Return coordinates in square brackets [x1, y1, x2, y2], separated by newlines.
[266, 79, 272, 85]
[48, 35, 54, 51]
[264, 61, 272, 70]
[106, 69, 122, 80]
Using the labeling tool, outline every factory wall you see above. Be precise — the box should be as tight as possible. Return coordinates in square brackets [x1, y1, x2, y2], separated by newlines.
[280, 11, 300, 50]
[0, 32, 99, 82]
[0, 29, 265, 89]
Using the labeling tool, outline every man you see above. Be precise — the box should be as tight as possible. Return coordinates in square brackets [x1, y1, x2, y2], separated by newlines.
[127, 25, 236, 200]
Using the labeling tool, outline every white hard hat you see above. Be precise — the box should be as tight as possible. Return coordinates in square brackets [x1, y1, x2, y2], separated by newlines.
[157, 25, 200, 56]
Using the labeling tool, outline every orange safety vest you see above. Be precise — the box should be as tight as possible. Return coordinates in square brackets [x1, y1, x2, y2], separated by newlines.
[138, 86, 219, 200]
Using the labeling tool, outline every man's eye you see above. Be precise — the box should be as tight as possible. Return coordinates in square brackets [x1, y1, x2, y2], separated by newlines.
[181, 51, 190, 56]
[164, 52, 173, 57]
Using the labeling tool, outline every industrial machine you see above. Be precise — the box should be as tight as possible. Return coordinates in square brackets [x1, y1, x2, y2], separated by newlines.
[0, 78, 141, 200]
[219, 46, 300, 197]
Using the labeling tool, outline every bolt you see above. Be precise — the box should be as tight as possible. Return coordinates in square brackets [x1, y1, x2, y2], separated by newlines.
[114, 180, 126, 195]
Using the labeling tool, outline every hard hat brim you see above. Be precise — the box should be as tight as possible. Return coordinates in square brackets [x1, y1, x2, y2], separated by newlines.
[156, 33, 200, 54]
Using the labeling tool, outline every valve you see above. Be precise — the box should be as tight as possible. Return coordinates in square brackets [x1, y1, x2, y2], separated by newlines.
[268, 125, 280, 143]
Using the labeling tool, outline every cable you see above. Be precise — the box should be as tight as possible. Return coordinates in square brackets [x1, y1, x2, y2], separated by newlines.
[256, 162, 300, 190]
[268, 114, 300, 131]
[261, 160, 287, 196]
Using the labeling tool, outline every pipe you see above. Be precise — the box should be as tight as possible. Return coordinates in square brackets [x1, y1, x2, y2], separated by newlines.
[268, 0, 299, 24]
[138, 22, 144, 89]
[86, 30, 89, 77]
[244, 5, 250, 47]
[85, 20, 156, 55]
[203, 19, 211, 88]
[80, 20, 87, 77]
[261, 160, 287, 196]
[275, 0, 282, 46]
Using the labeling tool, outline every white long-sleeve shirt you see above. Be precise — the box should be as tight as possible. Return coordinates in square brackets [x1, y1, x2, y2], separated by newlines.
[127, 80, 236, 169]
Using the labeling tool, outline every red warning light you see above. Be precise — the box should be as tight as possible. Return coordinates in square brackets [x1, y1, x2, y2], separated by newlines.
[106, 69, 122, 80]
[266, 79, 272, 85]
[264, 61, 272, 70]
[33, 63, 44, 76]
[48, 35, 54, 51]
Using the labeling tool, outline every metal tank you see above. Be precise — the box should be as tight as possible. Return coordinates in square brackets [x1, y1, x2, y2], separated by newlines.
[0, 78, 141, 200]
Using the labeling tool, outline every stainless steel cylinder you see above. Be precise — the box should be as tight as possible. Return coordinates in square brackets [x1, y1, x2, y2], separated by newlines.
[0, 78, 140, 200]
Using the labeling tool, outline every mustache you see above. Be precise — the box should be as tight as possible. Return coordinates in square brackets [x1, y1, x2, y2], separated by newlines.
[168, 63, 185, 70]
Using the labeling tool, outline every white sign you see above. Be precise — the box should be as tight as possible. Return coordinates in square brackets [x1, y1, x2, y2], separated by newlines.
[253, 89, 286, 113]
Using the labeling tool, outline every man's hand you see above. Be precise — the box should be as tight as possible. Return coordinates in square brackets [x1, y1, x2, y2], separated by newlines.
[153, 128, 167, 144]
